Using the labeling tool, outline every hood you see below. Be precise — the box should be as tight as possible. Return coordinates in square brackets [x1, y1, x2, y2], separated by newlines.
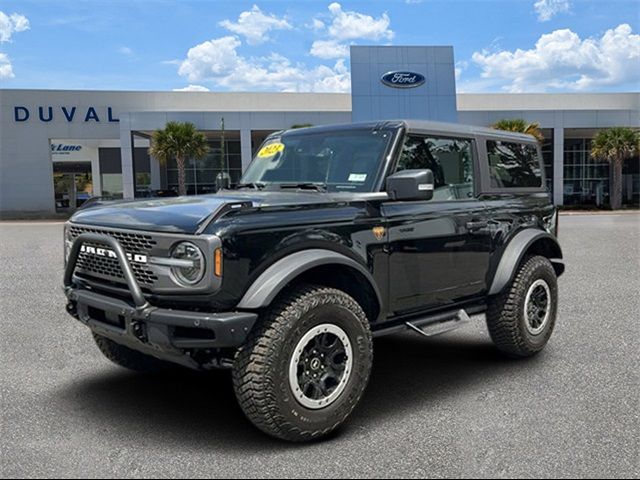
[70, 191, 339, 234]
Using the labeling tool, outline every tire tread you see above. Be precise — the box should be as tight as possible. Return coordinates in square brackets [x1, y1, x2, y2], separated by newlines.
[232, 284, 372, 442]
[486, 255, 558, 358]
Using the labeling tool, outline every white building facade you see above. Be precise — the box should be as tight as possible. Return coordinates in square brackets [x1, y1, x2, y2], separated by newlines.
[1, 46, 638, 216]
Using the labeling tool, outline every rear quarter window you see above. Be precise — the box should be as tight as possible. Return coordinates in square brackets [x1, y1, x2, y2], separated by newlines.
[486, 140, 543, 189]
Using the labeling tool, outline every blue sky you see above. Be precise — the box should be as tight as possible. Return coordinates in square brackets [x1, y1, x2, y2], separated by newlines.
[0, 0, 638, 93]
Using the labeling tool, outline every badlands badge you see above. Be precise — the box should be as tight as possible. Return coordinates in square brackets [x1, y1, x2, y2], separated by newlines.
[373, 226, 386, 241]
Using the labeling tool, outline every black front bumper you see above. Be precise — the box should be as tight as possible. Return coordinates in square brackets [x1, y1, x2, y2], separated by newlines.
[64, 233, 258, 369]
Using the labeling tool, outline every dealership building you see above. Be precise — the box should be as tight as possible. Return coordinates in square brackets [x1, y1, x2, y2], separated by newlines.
[1, 45, 638, 216]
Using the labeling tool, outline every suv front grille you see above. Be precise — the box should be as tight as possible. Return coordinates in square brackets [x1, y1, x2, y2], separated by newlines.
[69, 225, 157, 251]
[69, 226, 159, 287]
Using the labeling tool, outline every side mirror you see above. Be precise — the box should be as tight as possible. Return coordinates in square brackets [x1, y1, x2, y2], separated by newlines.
[386, 169, 434, 201]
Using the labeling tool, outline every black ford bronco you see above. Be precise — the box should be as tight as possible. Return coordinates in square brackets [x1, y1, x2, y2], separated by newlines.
[63, 120, 564, 442]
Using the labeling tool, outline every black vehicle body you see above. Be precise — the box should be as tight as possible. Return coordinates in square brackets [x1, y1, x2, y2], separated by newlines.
[63, 120, 564, 370]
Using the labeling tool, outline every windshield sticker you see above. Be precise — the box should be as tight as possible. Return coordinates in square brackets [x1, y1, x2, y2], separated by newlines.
[258, 143, 285, 158]
[348, 173, 367, 182]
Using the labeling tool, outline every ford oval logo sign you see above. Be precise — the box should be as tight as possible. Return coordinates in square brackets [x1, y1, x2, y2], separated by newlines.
[381, 71, 426, 89]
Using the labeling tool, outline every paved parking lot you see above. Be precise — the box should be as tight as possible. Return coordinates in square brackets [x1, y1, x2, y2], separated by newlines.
[1, 214, 638, 478]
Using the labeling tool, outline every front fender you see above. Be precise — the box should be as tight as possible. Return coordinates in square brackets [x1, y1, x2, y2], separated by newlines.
[236, 249, 383, 311]
[489, 229, 563, 296]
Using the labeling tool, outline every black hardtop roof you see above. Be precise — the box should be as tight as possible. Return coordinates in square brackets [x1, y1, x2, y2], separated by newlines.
[276, 119, 538, 143]
[402, 119, 538, 142]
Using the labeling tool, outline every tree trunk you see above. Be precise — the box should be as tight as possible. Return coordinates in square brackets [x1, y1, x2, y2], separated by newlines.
[610, 157, 623, 210]
[176, 156, 187, 196]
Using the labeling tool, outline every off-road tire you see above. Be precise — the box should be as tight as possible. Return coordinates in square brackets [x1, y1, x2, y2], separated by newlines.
[232, 285, 373, 442]
[487, 255, 558, 358]
[93, 333, 172, 373]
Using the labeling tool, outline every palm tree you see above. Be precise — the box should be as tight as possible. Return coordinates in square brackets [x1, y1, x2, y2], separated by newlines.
[491, 119, 544, 143]
[591, 127, 640, 210]
[149, 121, 209, 196]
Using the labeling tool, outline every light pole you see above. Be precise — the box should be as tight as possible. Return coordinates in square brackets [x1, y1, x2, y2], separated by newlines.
[216, 116, 230, 190]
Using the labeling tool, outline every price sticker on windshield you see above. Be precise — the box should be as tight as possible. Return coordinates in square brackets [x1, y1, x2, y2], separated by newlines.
[258, 143, 285, 158]
[348, 173, 367, 182]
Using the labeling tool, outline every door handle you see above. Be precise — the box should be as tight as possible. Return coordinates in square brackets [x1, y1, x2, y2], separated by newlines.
[466, 220, 488, 231]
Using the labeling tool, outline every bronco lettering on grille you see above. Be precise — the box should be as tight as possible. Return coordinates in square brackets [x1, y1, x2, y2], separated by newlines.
[80, 245, 148, 264]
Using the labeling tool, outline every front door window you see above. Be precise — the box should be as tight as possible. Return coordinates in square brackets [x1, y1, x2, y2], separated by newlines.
[397, 136, 474, 200]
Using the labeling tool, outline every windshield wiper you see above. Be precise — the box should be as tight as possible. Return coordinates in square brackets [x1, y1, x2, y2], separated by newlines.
[236, 182, 266, 190]
[278, 182, 328, 192]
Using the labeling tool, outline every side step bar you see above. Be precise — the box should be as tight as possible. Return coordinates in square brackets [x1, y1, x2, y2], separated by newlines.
[372, 307, 479, 339]
[405, 309, 471, 338]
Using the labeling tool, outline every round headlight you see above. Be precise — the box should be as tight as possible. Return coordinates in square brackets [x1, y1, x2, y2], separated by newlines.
[170, 242, 205, 286]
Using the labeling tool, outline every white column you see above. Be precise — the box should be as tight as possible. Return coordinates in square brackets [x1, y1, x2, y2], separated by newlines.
[240, 128, 253, 173]
[91, 151, 102, 197]
[119, 117, 135, 199]
[553, 126, 564, 206]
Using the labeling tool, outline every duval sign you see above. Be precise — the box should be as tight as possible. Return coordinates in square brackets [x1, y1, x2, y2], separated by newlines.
[13, 106, 120, 123]
[381, 71, 426, 89]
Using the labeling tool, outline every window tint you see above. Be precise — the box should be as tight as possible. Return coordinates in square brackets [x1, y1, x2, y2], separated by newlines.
[397, 136, 474, 200]
[486, 141, 543, 189]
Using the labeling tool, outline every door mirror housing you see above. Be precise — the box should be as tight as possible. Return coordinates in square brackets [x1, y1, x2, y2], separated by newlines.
[386, 169, 434, 201]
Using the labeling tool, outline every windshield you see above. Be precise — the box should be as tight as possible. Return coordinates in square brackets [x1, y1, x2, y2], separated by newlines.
[240, 128, 394, 192]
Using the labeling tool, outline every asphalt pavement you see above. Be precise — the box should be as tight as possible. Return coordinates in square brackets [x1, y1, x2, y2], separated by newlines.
[1, 214, 638, 478]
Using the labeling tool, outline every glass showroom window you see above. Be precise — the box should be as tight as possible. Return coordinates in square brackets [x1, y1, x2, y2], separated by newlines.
[540, 129, 553, 193]
[622, 155, 640, 207]
[166, 139, 242, 195]
[563, 138, 610, 207]
[99, 148, 124, 199]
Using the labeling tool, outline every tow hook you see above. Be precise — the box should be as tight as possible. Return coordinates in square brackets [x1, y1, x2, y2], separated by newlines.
[66, 301, 78, 318]
[132, 321, 148, 343]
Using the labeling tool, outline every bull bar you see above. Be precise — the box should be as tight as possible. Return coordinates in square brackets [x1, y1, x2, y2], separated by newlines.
[64, 233, 258, 369]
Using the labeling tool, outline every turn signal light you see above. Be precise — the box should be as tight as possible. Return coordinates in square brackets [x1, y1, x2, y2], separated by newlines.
[214, 248, 223, 277]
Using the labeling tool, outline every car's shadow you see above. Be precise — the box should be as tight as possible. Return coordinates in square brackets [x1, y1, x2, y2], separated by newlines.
[58, 332, 531, 451]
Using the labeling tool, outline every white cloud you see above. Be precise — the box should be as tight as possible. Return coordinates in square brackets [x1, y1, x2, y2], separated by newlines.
[219, 5, 291, 45]
[178, 36, 243, 82]
[119, 46, 134, 56]
[0, 52, 14, 79]
[326, 3, 393, 41]
[178, 3, 396, 92]
[309, 59, 351, 93]
[216, 55, 351, 93]
[309, 18, 325, 31]
[310, 39, 350, 60]
[471, 24, 640, 92]
[177, 35, 350, 92]
[0, 11, 28, 79]
[534, 0, 570, 22]
[0, 11, 29, 43]
[173, 85, 211, 92]
[308, 3, 393, 60]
